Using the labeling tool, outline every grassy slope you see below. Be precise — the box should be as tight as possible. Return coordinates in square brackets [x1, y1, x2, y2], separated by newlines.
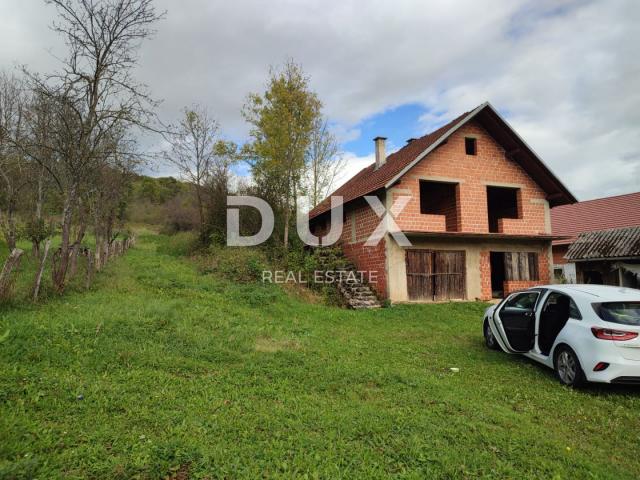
[0, 233, 639, 479]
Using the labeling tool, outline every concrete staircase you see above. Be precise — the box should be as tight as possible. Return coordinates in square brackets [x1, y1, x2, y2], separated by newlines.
[313, 248, 382, 309]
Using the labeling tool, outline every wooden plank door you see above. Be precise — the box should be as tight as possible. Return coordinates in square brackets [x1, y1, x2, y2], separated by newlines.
[406, 250, 435, 300]
[406, 250, 466, 301]
[434, 251, 466, 300]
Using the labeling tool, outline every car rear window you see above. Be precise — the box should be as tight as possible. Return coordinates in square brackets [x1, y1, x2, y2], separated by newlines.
[593, 302, 640, 326]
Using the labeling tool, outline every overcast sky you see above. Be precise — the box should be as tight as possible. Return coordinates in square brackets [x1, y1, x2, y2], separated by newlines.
[1, 0, 638, 201]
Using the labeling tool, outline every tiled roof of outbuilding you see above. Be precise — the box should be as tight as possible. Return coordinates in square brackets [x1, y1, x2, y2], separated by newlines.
[565, 226, 640, 260]
[551, 192, 640, 245]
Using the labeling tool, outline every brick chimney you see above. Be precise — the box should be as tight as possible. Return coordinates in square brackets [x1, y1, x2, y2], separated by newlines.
[374, 136, 387, 169]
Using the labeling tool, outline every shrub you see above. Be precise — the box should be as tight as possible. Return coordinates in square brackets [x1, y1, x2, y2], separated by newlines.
[284, 246, 348, 306]
[156, 232, 201, 257]
[160, 194, 200, 235]
[197, 246, 268, 283]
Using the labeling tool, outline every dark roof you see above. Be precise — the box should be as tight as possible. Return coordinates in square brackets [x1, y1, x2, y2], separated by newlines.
[565, 226, 640, 261]
[309, 102, 576, 220]
[551, 192, 640, 245]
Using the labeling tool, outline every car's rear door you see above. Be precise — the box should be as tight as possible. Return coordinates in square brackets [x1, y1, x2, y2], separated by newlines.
[491, 291, 540, 353]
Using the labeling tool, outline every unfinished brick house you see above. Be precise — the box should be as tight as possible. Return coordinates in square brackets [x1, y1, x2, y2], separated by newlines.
[309, 102, 576, 302]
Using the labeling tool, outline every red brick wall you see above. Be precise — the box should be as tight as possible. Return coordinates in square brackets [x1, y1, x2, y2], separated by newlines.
[341, 240, 387, 298]
[310, 199, 388, 298]
[339, 200, 388, 298]
[552, 244, 569, 265]
[392, 120, 549, 235]
[503, 280, 539, 295]
[479, 251, 492, 301]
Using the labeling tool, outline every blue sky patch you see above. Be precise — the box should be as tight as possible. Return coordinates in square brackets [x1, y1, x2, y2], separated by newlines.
[342, 103, 432, 156]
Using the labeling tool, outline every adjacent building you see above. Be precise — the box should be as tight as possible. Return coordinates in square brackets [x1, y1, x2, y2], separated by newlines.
[550, 192, 640, 284]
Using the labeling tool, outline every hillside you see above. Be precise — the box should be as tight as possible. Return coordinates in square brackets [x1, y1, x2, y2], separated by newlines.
[1, 232, 639, 478]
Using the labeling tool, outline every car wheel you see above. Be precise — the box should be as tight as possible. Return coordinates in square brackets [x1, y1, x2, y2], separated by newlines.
[554, 346, 586, 387]
[484, 319, 501, 351]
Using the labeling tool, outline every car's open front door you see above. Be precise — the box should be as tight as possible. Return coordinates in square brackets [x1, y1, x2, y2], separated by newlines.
[490, 291, 539, 353]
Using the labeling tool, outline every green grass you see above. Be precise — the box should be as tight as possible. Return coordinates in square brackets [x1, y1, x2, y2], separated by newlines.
[1, 233, 639, 479]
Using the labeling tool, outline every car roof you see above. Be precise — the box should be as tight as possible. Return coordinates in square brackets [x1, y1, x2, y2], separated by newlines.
[534, 284, 640, 301]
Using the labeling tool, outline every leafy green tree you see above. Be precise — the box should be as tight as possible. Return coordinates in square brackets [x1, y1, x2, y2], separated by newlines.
[243, 61, 321, 249]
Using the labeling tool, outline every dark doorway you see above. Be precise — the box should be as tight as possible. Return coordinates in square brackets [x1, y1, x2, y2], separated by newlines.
[584, 270, 603, 284]
[487, 186, 520, 232]
[419, 180, 460, 232]
[490, 252, 506, 298]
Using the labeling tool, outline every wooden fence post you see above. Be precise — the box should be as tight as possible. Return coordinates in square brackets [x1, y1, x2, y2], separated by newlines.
[85, 249, 94, 290]
[101, 241, 108, 266]
[32, 240, 51, 302]
[68, 243, 80, 279]
[0, 248, 24, 300]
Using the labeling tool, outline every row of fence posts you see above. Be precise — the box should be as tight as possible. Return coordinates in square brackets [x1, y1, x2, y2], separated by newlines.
[0, 235, 136, 302]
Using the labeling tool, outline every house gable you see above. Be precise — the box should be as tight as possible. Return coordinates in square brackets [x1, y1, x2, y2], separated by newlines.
[309, 102, 575, 222]
[391, 119, 551, 236]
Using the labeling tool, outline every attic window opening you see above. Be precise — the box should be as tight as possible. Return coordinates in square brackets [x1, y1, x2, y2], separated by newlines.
[465, 137, 477, 155]
[487, 186, 520, 233]
[419, 180, 460, 232]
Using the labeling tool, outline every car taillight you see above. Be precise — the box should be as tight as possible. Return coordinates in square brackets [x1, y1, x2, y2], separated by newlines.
[593, 362, 610, 371]
[591, 327, 639, 341]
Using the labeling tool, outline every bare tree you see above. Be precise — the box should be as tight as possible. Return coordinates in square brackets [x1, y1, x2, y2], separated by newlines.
[164, 106, 219, 243]
[0, 72, 30, 250]
[206, 140, 240, 242]
[23, 91, 56, 258]
[91, 132, 138, 255]
[20, 0, 164, 292]
[305, 118, 343, 208]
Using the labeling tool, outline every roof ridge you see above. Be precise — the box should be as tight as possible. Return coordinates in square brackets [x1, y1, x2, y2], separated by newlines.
[556, 190, 640, 207]
[578, 224, 640, 235]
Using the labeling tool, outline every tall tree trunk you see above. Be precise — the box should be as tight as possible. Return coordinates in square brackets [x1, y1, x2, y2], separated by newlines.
[0, 172, 17, 250]
[32, 169, 45, 259]
[35, 165, 45, 221]
[0, 248, 24, 300]
[283, 200, 290, 250]
[4, 197, 17, 251]
[69, 212, 87, 279]
[68, 243, 80, 279]
[196, 184, 206, 244]
[32, 239, 51, 302]
[52, 184, 77, 293]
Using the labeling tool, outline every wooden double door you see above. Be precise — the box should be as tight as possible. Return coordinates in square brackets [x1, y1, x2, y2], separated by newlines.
[406, 249, 466, 301]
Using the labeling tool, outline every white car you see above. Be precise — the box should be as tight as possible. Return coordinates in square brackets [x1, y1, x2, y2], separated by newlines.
[483, 284, 640, 387]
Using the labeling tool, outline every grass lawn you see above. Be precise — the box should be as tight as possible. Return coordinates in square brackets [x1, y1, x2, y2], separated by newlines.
[1, 233, 639, 479]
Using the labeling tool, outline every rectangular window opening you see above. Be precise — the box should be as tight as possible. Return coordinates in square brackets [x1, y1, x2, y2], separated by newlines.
[487, 186, 520, 233]
[419, 180, 460, 232]
[490, 251, 540, 297]
[465, 137, 477, 155]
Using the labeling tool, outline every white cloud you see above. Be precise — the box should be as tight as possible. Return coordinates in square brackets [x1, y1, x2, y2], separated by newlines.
[0, 0, 637, 200]
[334, 152, 374, 190]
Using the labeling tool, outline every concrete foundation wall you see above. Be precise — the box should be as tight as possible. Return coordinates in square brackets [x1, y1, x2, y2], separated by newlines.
[386, 235, 551, 302]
